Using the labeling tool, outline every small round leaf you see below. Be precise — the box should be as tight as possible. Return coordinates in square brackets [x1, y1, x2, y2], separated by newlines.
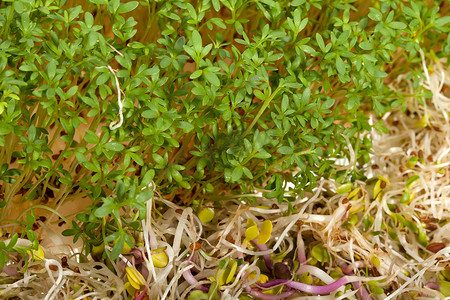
[198, 208, 214, 223]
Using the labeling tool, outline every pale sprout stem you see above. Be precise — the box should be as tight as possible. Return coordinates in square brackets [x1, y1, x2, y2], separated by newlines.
[143, 196, 158, 285]
[106, 41, 125, 57]
[297, 265, 336, 284]
[161, 262, 192, 300]
[225, 261, 253, 291]
[222, 239, 272, 256]
[95, 65, 125, 130]
[333, 134, 355, 171]
[73, 292, 103, 300]
[44, 259, 63, 300]
[273, 181, 325, 251]
[106, 65, 125, 130]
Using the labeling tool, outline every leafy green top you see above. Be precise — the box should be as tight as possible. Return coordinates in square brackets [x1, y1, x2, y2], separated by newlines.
[0, 0, 449, 257]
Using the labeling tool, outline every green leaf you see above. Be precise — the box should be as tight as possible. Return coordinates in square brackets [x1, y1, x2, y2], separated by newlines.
[225, 259, 237, 283]
[231, 166, 243, 182]
[407, 156, 418, 168]
[217, 258, 237, 286]
[0, 251, 6, 271]
[368, 8, 382, 22]
[336, 56, 346, 74]
[136, 190, 153, 203]
[311, 244, 329, 263]
[359, 41, 373, 50]
[198, 208, 214, 223]
[150, 248, 169, 267]
[322, 98, 335, 109]
[204, 70, 220, 86]
[66, 86, 78, 98]
[177, 121, 194, 132]
[46, 60, 56, 80]
[435, 16, 450, 28]
[109, 0, 120, 13]
[259, 0, 276, 7]
[299, 44, 315, 54]
[110, 236, 124, 260]
[191, 30, 202, 53]
[255, 150, 271, 159]
[242, 166, 253, 179]
[95, 204, 114, 218]
[400, 191, 410, 203]
[88, 0, 108, 4]
[6, 233, 18, 251]
[406, 175, 420, 187]
[25, 214, 35, 230]
[418, 228, 428, 247]
[439, 281, 450, 297]
[141, 169, 155, 187]
[316, 33, 325, 51]
[337, 183, 353, 194]
[142, 110, 158, 119]
[130, 153, 144, 166]
[96, 72, 110, 85]
[84, 12, 94, 28]
[84, 130, 99, 144]
[207, 281, 219, 300]
[188, 291, 208, 300]
[211, 0, 220, 11]
[278, 146, 293, 155]
[373, 70, 387, 78]
[389, 22, 406, 30]
[117, 1, 138, 14]
[298, 18, 308, 33]
[104, 142, 124, 152]
[303, 135, 320, 143]
[254, 90, 265, 100]
[190, 69, 203, 79]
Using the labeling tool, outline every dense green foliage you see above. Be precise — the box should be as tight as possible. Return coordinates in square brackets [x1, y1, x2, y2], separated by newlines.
[0, 0, 449, 260]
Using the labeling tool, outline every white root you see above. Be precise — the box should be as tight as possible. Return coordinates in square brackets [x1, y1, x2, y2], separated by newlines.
[44, 259, 63, 300]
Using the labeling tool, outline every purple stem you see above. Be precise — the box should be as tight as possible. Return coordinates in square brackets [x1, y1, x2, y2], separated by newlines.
[119, 249, 145, 272]
[419, 282, 440, 297]
[257, 279, 289, 288]
[141, 265, 149, 280]
[182, 265, 209, 293]
[286, 276, 349, 294]
[245, 285, 296, 300]
[351, 280, 372, 300]
[257, 277, 350, 295]
[2, 266, 19, 276]
[237, 249, 292, 299]
[251, 239, 273, 271]
[297, 233, 307, 266]
[182, 255, 201, 274]
[425, 282, 439, 290]
[128, 249, 144, 265]
[341, 264, 372, 300]
[134, 286, 148, 300]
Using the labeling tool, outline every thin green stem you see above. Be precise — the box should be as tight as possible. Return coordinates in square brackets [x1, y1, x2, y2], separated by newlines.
[242, 86, 283, 138]
[1, 4, 15, 38]
[17, 204, 70, 225]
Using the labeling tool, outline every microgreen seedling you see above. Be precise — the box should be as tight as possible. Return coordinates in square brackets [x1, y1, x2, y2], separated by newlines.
[126, 266, 145, 290]
[198, 208, 214, 223]
[244, 219, 273, 245]
[150, 247, 169, 268]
